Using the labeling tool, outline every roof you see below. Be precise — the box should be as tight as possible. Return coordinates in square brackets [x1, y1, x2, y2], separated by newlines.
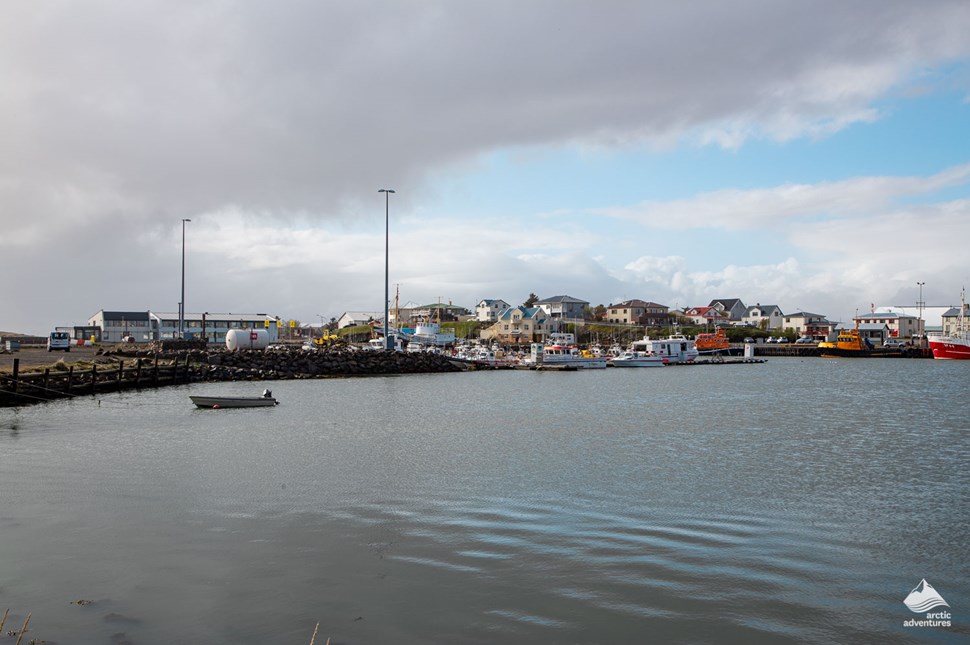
[858, 323, 887, 331]
[942, 306, 969, 317]
[685, 306, 726, 317]
[478, 298, 509, 306]
[608, 299, 666, 309]
[785, 311, 826, 318]
[537, 295, 588, 304]
[709, 298, 744, 309]
[98, 310, 151, 321]
[497, 306, 545, 321]
[745, 304, 781, 315]
[855, 312, 917, 320]
[153, 312, 275, 322]
[417, 303, 467, 311]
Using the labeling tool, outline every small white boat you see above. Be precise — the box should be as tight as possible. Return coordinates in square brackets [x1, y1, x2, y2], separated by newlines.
[609, 350, 666, 368]
[190, 389, 279, 408]
[527, 343, 608, 369]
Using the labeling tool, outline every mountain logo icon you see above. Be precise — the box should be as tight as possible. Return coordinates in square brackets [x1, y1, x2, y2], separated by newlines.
[903, 579, 950, 613]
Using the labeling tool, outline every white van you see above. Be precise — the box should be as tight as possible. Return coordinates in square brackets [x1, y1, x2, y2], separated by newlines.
[47, 331, 71, 352]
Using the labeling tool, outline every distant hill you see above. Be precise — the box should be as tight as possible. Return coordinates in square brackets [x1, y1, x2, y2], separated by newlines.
[0, 331, 27, 337]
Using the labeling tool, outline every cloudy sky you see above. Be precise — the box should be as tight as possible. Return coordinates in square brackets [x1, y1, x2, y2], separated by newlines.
[2, 1, 970, 334]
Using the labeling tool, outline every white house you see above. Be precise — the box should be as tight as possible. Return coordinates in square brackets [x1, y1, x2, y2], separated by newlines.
[742, 304, 784, 330]
[337, 311, 381, 329]
[476, 299, 511, 322]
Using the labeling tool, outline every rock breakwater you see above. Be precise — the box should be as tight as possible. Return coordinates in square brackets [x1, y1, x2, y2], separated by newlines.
[112, 347, 464, 382]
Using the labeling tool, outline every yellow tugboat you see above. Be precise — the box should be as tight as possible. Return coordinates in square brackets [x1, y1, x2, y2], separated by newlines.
[818, 325, 873, 357]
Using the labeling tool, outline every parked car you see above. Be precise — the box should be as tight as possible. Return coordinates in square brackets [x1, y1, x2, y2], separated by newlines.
[743, 337, 754, 343]
[882, 339, 909, 349]
[795, 337, 815, 344]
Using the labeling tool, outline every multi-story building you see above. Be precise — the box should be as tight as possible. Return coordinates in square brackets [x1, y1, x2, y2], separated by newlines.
[536, 295, 588, 320]
[85, 310, 281, 344]
[708, 298, 747, 321]
[481, 306, 549, 344]
[605, 300, 670, 325]
[476, 299, 511, 322]
[742, 304, 784, 330]
[683, 306, 730, 327]
[853, 311, 920, 339]
[782, 311, 835, 338]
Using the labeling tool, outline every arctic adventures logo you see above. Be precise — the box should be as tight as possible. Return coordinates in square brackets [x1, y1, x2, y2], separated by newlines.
[903, 579, 952, 628]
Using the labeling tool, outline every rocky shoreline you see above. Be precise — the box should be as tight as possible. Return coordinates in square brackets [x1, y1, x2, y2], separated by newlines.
[108, 346, 465, 380]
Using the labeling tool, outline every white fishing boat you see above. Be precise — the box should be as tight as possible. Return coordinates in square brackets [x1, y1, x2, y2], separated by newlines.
[609, 350, 666, 368]
[630, 334, 698, 364]
[528, 343, 608, 369]
[190, 389, 279, 408]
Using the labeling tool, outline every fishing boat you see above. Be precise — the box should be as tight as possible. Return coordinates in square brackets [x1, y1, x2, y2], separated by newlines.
[609, 350, 666, 368]
[528, 343, 608, 369]
[928, 290, 970, 359]
[630, 334, 698, 364]
[190, 389, 279, 408]
[818, 326, 873, 357]
[694, 327, 731, 353]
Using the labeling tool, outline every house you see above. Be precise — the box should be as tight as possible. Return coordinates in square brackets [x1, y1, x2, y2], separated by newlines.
[605, 300, 671, 325]
[683, 306, 730, 326]
[337, 311, 381, 329]
[941, 303, 970, 336]
[481, 306, 549, 344]
[476, 299, 511, 322]
[708, 298, 747, 321]
[536, 295, 589, 320]
[742, 304, 784, 330]
[782, 311, 836, 338]
[853, 311, 920, 339]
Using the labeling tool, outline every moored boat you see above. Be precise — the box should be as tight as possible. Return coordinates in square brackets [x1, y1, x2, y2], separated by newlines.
[694, 328, 731, 353]
[928, 290, 970, 359]
[529, 343, 608, 369]
[630, 334, 698, 364]
[609, 350, 666, 368]
[818, 326, 873, 357]
[190, 389, 279, 408]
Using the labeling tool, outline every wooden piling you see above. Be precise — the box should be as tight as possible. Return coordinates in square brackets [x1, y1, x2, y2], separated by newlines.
[11, 358, 19, 394]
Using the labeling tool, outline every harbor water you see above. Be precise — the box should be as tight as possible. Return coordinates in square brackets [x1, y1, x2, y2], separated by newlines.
[1, 357, 967, 643]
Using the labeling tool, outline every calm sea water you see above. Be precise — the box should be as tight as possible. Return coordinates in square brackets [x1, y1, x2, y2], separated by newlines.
[1, 358, 967, 644]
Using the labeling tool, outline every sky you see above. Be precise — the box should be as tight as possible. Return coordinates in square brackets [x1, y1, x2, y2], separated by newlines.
[2, 1, 970, 334]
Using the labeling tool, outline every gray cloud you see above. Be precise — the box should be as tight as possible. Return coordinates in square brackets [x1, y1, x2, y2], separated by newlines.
[2, 1, 969, 332]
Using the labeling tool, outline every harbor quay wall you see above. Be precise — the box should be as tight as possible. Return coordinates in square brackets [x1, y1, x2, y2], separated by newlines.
[0, 347, 462, 408]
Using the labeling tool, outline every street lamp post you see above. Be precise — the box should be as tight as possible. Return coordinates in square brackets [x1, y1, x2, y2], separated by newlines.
[917, 281, 925, 342]
[378, 189, 395, 350]
[180, 218, 191, 339]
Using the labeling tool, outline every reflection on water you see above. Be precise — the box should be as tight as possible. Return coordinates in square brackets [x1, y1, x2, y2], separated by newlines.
[0, 359, 967, 643]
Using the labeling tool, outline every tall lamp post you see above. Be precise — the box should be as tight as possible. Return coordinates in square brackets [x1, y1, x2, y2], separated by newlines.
[917, 281, 925, 342]
[378, 189, 395, 350]
[180, 218, 191, 339]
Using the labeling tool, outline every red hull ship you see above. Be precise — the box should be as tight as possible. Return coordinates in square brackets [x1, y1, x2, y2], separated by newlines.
[928, 290, 970, 360]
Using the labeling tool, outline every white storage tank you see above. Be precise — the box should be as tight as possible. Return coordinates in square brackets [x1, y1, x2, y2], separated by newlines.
[225, 328, 270, 351]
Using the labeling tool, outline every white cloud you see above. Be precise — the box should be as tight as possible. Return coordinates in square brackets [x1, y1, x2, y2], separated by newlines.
[594, 164, 970, 231]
